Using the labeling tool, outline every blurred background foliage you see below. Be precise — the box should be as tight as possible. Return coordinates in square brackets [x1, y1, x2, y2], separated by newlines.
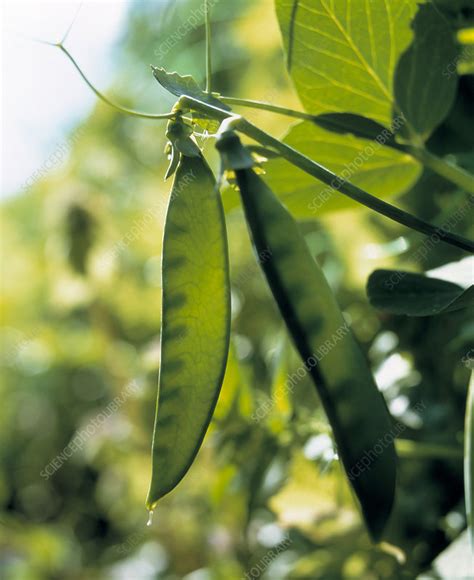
[1, 1, 473, 578]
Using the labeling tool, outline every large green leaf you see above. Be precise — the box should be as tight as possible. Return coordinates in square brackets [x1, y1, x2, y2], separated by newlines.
[394, 4, 460, 141]
[367, 269, 474, 316]
[275, 0, 417, 127]
[264, 121, 421, 217]
[146, 154, 231, 511]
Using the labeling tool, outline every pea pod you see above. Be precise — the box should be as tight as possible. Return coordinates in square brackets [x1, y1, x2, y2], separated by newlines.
[216, 131, 397, 541]
[465, 371, 474, 550]
[146, 148, 231, 512]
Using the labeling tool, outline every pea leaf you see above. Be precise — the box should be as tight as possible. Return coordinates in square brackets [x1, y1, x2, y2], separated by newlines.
[151, 67, 230, 110]
[367, 269, 474, 316]
[264, 121, 421, 217]
[394, 3, 460, 141]
[275, 0, 417, 127]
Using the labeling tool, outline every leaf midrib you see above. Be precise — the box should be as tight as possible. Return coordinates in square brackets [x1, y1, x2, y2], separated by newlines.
[286, 0, 399, 113]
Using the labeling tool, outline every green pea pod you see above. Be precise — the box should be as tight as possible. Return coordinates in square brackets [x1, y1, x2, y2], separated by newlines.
[465, 371, 473, 550]
[146, 152, 231, 512]
[216, 131, 397, 541]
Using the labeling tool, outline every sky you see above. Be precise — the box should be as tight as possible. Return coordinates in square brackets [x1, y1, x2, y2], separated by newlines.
[1, 0, 132, 198]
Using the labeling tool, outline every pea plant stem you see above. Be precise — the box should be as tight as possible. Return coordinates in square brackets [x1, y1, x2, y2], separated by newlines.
[239, 119, 474, 252]
[204, 0, 212, 94]
[408, 147, 474, 194]
[178, 96, 474, 253]
[220, 96, 317, 122]
[220, 96, 474, 195]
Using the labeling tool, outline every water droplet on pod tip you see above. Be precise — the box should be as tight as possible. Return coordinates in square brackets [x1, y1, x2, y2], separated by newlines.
[146, 510, 154, 527]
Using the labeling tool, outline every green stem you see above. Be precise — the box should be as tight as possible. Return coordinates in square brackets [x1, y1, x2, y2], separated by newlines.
[177, 97, 474, 253]
[409, 147, 474, 194]
[204, 0, 212, 94]
[220, 96, 316, 122]
[239, 119, 473, 252]
[59, 44, 174, 121]
[220, 96, 474, 195]
[240, 120, 473, 252]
